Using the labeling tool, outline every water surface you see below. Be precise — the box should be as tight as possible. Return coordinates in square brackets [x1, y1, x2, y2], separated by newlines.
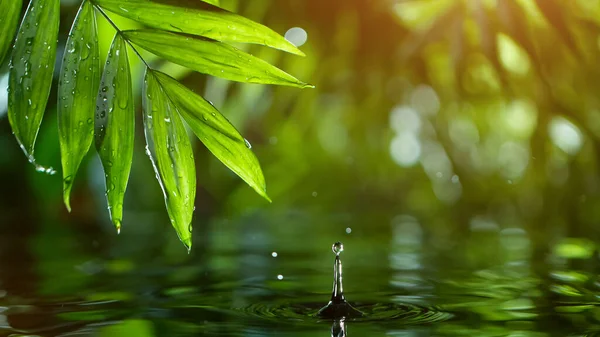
[1, 209, 599, 336]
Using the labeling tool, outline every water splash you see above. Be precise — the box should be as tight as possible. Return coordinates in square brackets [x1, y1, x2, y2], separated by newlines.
[317, 242, 363, 319]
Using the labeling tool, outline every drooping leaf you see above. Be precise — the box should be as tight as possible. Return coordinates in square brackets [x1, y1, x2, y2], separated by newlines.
[143, 69, 196, 250]
[7, 0, 60, 162]
[94, 0, 304, 56]
[95, 34, 134, 232]
[123, 29, 311, 88]
[58, 0, 101, 211]
[152, 70, 270, 202]
[0, 0, 23, 65]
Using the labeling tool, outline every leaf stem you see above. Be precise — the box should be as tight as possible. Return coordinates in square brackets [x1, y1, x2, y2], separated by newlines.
[92, 3, 150, 68]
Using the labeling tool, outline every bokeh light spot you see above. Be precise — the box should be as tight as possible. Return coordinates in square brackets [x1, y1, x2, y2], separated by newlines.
[390, 106, 421, 134]
[284, 27, 308, 47]
[498, 141, 530, 179]
[410, 85, 440, 116]
[390, 133, 421, 167]
[548, 117, 583, 155]
[504, 99, 538, 139]
[497, 33, 531, 75]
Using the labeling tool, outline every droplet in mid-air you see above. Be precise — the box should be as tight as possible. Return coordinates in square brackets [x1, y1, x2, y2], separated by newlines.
[332, 241, 343, 255]
[317, 242, 363, 319]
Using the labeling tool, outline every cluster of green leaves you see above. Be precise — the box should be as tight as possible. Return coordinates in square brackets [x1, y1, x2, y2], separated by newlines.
[0, 0, 311, 250]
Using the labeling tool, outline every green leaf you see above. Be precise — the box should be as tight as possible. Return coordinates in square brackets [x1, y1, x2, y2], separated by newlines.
[95, 34, 134, 232]
[0, 0, 23, 65]
[58, 0, 101, 211]
[123, 29, 311, 88]
[8, 0, 60, 162]
[94, 0, 304, 56]
[143, 69, 196, 251]
[202, 0, 220, 6]
[152, 70, 270, 202]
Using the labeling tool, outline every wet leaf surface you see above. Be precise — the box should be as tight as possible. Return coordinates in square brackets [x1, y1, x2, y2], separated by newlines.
[0, 0, 23, 65]
[58, 0, 101, 211]
[124, 29, 311, 88]
[94, 0, 304, 55]
[7, 0, 60, 162]
[153, 70, 270, 202]
[143, 69, 196, 250]
[95, 34, 134, 232]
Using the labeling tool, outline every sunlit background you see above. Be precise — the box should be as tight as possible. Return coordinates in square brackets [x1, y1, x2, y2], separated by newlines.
[2, 0, 600, 336]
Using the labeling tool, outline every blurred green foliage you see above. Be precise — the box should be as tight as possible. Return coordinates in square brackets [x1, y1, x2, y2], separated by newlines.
[2, 0, 600, 335]
[1, 0, 600, 254]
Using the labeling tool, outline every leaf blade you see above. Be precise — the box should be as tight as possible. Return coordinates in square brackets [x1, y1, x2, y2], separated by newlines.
[0, 0, 23, 65]
[123, 29, 311, 88]
[95, 34, 134, 232]
[58, 0, 101, 211]
[201, 0, 220, 6]
[8, 0, 60, 161]
[153, 70, 270, 202]
[94, 0, 304, 56]
[143, 69, 196, 250]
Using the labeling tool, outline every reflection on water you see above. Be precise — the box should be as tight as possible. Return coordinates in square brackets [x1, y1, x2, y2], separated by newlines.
[1, 209, 600, 336]
[331, 319, 346, 337]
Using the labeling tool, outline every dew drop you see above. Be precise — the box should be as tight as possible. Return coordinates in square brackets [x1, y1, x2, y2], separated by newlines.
[114, 220, 122, 234]
[244, 139, 252, 149]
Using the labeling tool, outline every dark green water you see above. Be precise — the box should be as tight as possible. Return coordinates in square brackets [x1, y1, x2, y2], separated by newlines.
[1, 209, 600, 336]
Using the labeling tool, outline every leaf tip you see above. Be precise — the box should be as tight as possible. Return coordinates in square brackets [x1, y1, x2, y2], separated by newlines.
[258, 189, 272, 203]
[114, 219, 122, 234]
[183, 237, 192, 253]
[292, 48, 306, 57]
[63, 196, 72, 213]
[63, 175, 74, 212]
